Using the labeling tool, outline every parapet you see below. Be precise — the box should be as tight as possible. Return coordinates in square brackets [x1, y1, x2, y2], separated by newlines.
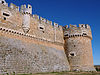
[46, 20, 52, 25]
[20, 5, 26, 13]
[64, 24, 92, 39]
[40, 17, 46, 23]
[54, 22, 58, 28]
[10, 3, 19, 11]
[33, 14, 39, 20]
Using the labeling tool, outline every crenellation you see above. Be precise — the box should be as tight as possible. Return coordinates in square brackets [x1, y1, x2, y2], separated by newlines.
[58, 25, 63, 30]
[79, 24, 86, 28]
[46, 20, 50, 24]
[20, 5, 24, 13]
[46, 20, 52, 25]
[28, 4, 32, 14]
[64, 24, 92, 39]
[85, 24, 91, 29]
[65, 25, 68, 29]
[49, 21, 52, 25]
[33, 14, 39, 20]
[40, 17, 46, 23]
[54, 22, 58, 28]
[10, 3, 19, 11]
[70, 24, 77, 28]
[23, 4, 26, 8]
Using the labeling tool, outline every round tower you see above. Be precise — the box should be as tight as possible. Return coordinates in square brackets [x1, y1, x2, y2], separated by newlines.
[22, 4, 32, 34]
[64, 24, 96, 71]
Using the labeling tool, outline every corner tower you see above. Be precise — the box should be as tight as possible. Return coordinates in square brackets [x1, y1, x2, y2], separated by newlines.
[21, 4, 32, 34]
[64, 24, 96, 71]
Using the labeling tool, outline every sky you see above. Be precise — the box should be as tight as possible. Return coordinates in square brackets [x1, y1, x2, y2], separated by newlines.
[5, 0, 100, 65]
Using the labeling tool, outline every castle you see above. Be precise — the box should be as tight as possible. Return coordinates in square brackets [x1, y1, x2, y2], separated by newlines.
[0, 0, 96, 74]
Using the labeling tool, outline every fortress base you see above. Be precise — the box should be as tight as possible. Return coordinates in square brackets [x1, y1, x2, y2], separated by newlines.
[0, 35, 70, 74]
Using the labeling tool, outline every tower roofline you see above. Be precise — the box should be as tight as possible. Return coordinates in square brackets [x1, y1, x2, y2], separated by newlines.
[64, 24, 92, 40]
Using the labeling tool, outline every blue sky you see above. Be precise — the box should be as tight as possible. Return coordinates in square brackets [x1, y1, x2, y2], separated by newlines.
[5, 0, 100, 65]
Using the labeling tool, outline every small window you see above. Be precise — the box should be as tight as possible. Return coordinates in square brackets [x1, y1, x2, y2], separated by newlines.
[3, 13, 10, 16]
[29, 6, 31, 8]
[69, 52, 76, 57]
[83, 33, 87, 35]
[65, 34, 68, 36]
[70, 53, 74, 56]
[2, 1, 4, 4]
[74, 45, 76, 47]
[40, 27, 44, 30]
[82, 25, 83, 27]
[38, 25, 45, 33]
[4, 17, 6, 20]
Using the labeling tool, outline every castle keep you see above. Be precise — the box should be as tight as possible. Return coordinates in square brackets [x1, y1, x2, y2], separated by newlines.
[0, 0, 96, 74]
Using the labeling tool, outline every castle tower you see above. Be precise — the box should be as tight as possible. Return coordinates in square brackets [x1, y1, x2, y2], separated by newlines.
[64, 24, 96, 71]
[21, 4, 32, 34]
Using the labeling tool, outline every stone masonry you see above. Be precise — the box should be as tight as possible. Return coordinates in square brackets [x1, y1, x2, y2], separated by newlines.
[64, 24, 96, 71]
[0, 0, 96, 74]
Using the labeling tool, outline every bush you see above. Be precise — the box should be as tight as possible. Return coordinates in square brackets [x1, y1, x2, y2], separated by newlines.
[96, 68, 100, 71]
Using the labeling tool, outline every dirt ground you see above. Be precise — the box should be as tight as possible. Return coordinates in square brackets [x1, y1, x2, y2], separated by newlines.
[17, 72, 100, 75]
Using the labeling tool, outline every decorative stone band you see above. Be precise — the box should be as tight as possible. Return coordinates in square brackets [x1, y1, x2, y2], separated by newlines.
[64, 33, 92, 40]
[23, 12, 31, 15]
[0, 26, 64, 46]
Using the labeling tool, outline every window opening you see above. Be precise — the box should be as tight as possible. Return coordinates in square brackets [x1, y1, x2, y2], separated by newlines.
[4, 17, 6, 20]
[69, 52, 76, 57]
[29, 7, 31, 8]
[70, 53, 74, 56]
[40, 27, 44, 30]
[42, 31, 44, 33]
[2, 1, 4, 4]
[3, 13, 10, 16]
[83, 33, 87, 35]
[65, 34, 68, 36]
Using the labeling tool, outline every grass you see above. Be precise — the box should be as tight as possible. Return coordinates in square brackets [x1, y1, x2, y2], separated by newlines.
[17, 71, 100, 75]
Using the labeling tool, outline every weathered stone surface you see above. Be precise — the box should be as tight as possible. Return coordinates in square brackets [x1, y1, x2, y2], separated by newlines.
[0, 36, 70, 74]
[64, 26, 96, 71]
[0, 0, 96, 73]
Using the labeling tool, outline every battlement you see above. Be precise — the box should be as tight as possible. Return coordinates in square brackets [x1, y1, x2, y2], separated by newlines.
[0, 0, 92, 44]
[64, 24, 90, 29]
[64, 24, 92, 39]
[32, 15, 63, 29]
[21, 4, 32, 14]
[10, 3, 19, 11]
[0, 0, 64, 44]
[0, 0, 62, 30]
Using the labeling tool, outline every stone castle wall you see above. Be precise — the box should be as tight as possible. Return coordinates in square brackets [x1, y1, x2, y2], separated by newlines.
[0, 0, 96, 74]
[0, 1, 70, 74]
[64, 24, 96, 71]
[64, 37, 95, 71]
[0, 26, 70, 74]
[0, 3, 64, 44]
